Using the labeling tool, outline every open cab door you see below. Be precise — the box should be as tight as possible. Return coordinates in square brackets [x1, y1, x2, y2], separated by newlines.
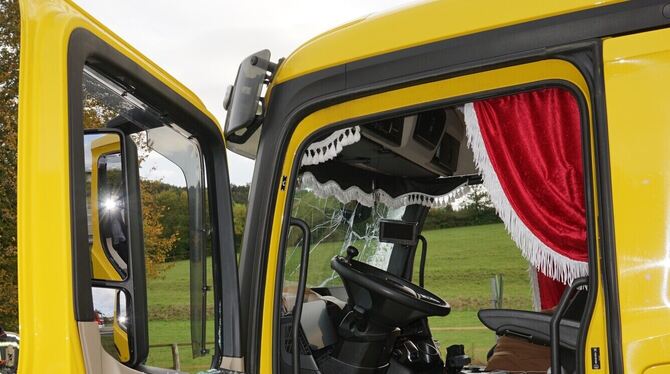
[17, 0, 243, 372]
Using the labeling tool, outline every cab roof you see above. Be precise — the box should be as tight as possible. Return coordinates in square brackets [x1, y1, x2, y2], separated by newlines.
[273, 0, 621, 85]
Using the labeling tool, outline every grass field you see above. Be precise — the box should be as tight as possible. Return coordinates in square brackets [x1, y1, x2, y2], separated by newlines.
[139, 223, 531, 371]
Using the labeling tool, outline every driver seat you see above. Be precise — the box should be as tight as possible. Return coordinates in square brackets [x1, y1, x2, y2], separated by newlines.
[479, 289, 588, 373]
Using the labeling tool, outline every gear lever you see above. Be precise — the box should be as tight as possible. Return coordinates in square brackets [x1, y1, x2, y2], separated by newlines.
[345, 246, 359, 262]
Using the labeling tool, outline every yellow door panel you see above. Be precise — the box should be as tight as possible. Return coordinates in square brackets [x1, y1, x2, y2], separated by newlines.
[262, 59, 608, 373]
[18, 0, 219, 372]
[645, 365, 670, 374]
[604, 27, 670, 373]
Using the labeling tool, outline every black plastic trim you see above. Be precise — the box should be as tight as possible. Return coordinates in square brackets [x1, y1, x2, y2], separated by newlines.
[591, 41, 624, 373]
[551, 277, 590, 374]
[550, 48, 609, 374]
[560, 49, 605, 374]
[67, 28, 241, 367]
[288, 218, 311, 374]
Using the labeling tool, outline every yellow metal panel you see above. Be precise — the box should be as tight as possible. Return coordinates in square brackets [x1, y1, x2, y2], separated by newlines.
[604, 27, 670, 373]
[262, 59, 609, 373]
[273, 0, 621, 84]
[645, 365, 670, 374]
[17, 0, 219, 371]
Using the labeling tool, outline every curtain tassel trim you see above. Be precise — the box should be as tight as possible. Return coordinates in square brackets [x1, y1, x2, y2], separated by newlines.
[462, 103, 588, 285]
[301, 126, 362, 166]
[301, 171, 473, 210]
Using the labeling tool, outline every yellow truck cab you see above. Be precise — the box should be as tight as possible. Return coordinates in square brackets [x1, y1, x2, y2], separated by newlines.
[16, 0, 670, 373]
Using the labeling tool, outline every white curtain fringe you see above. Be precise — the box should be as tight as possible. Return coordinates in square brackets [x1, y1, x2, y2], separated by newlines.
[462, 103, 588, 285]
[529, 264, 542, 311]
[301, 126, 362, 166]
[301, 172, 473, 210]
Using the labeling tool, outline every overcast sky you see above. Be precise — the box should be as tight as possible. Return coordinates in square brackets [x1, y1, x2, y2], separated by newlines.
[74, 0, 415, 185]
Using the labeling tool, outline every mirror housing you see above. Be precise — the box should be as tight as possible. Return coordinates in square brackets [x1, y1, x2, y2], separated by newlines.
[85, 128, 148, 366]
[224, 49, 274, 145]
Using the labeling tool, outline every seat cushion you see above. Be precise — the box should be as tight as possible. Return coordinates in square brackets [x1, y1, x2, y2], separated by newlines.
[485, 335, 550, 373]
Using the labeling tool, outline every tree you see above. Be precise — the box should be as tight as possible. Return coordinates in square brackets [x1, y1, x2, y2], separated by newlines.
[231, 184, 250, 205]
[232, 202, 247, 253]
[423, 186, 501, 230]
[461, 185, 499, 225]
[0, 0, 19, 331]
[139, 180, 178, 278]
[154, 185, 189, 260]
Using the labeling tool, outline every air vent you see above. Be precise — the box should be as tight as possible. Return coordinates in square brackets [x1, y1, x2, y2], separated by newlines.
[366, 117, 404, 146]
[433, 133, 460, 173]
[413, 109, 446, 149]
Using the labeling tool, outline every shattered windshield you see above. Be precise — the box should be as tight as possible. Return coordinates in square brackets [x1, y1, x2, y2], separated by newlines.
[284, 178, 406, 288]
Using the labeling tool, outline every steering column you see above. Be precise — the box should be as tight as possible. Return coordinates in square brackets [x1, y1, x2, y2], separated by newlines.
[322, 246, 450, 374]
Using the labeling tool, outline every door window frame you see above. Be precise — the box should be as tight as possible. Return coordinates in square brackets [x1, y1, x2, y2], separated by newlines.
[67, 28, 241, 369]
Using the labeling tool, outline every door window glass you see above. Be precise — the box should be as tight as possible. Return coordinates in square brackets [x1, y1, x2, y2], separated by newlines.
[84, 66, 214, 372]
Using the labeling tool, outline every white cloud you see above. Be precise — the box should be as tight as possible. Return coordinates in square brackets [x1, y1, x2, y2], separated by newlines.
[74, 0, 415, 184]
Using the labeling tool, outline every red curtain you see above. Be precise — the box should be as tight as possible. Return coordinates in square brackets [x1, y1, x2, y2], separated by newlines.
[473, 88, 587, 308]
[536, 271, 568, 310]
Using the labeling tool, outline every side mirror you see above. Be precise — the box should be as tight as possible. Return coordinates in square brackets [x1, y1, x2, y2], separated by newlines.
[85, 129, 148, 366]
[224, 49, 274, 144]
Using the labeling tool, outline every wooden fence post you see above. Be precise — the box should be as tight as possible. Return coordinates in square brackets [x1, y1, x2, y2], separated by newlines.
[171, 343, 181, 371]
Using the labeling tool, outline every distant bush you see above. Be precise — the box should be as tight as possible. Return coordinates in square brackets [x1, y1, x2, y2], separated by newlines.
[231, 184, 250, 205]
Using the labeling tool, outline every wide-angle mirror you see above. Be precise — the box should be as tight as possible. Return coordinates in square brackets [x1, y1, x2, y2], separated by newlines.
[92, 287, 132, 363]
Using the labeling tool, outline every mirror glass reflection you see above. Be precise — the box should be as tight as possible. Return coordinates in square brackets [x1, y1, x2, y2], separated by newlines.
[85, 132, 129, 281]
[92, 287, 131, 363]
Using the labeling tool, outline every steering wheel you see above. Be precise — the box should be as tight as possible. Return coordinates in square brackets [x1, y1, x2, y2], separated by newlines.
[331, 247, 450, 327]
